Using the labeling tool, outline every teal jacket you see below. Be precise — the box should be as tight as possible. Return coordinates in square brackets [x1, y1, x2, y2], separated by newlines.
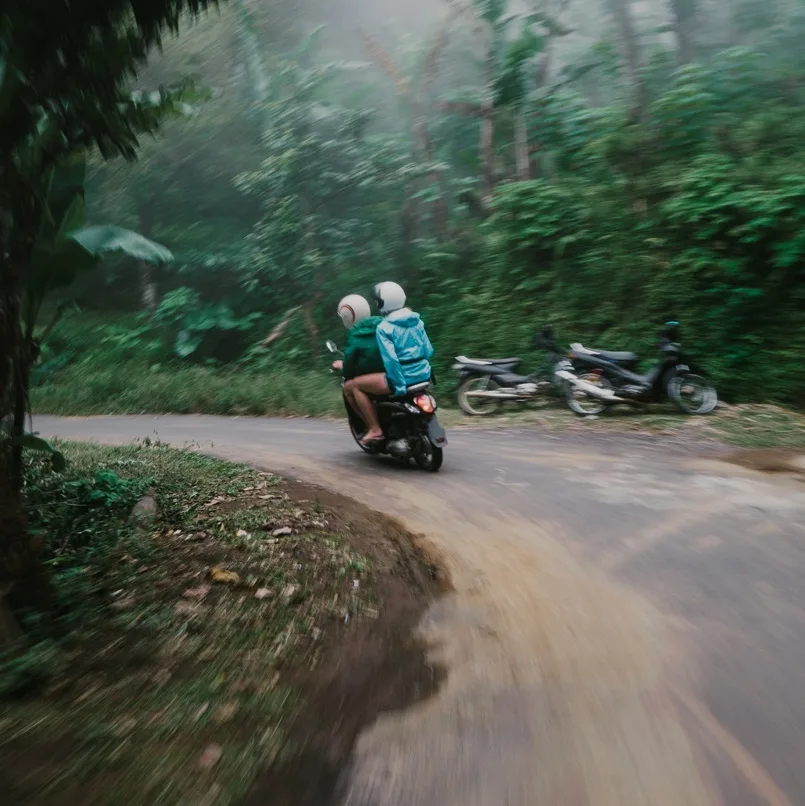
[342, 316, 385, 380]
[376, 309, 434, 396]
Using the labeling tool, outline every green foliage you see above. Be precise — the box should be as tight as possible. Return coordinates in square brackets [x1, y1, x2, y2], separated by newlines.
[154, 287, 261, 358]
[30, 0, 805, 417]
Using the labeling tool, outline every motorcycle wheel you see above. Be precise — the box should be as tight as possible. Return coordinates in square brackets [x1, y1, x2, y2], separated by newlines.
[565, 372, 612, 417]
[415, 439, 443, 472]
[457, 376, 502, 416]
[668, 374, 718, 415]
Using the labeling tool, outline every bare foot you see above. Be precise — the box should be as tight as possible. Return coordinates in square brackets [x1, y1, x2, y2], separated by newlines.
[360, 430, 384, 446]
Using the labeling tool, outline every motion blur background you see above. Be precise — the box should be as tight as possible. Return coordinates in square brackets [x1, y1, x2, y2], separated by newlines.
[34, 0, 805, 415]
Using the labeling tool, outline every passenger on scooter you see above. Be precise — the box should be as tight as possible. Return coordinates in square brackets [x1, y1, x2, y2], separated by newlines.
[345, 281, 434, 447]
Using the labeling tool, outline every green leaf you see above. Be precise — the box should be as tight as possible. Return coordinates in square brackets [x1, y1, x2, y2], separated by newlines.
[176, 330, 203, 358]
[69, 226, 173, 265]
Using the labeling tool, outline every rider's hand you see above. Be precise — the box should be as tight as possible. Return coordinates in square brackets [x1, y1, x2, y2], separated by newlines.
[331, 360, 343, 370]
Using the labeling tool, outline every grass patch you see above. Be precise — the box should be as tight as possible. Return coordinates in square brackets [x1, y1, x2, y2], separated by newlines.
[441, 402, 805, 449]
[2, 443, 379, 805]
[32, 361, 343, 418]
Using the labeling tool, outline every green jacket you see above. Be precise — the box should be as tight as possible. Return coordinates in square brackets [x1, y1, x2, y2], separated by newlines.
[342, 316, 385, 380]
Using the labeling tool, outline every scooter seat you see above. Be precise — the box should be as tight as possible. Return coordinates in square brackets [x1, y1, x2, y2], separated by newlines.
[571, 343, 638, 363]
[456, 355, 521, 366]
[595, 350, 639, 363]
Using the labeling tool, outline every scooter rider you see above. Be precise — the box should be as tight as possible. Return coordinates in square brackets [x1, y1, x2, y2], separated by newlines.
[334, 294, 385, 428]
[342, 282, 433, 447]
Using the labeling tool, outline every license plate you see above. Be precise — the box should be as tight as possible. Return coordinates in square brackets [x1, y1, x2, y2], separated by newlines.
[427, 417, 447, 445]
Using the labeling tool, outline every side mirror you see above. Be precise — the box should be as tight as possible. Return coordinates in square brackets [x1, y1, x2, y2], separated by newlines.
[325, 340, 338, 353]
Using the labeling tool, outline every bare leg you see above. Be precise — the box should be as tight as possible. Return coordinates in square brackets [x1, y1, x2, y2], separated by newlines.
[343, 380, 363, 420]
[349, 373, 391, 442]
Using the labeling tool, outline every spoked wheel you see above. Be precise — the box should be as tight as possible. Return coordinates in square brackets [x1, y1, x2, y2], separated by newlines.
[415, 439, 444, 472]
[457, 376, 501, 416]
[564, 372, 612, 417]
[668, 374, 718, 415]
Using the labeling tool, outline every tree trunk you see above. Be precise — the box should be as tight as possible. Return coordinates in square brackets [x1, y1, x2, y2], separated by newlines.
[0, 221, 55, 634]
[670, 0, 696, 64]
[515, 112, 530, 181]
[480, 100, 495, 200]
[137, 204, 158, 313]
[605, 0, 647, 118]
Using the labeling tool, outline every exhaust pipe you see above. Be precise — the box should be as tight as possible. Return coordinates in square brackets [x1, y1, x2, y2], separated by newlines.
[555, 370, 629, 403]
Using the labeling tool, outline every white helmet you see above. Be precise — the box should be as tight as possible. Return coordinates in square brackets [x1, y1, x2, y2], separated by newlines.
[337, 294, 371, 329]
[372, 281, 406, 315]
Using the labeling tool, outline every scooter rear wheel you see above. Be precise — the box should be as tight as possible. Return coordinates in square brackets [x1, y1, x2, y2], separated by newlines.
[565, 373, 611, 417]
[415, 440, 444, 472]
[457, 376, 502, 416]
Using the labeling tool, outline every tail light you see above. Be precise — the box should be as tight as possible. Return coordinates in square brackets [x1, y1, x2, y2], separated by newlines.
[414, 394, 436, 413]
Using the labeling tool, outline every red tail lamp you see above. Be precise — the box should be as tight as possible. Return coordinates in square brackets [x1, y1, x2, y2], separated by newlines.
[414, 394, 436, 413]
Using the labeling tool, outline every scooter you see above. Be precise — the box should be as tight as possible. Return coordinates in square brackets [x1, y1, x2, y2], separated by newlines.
[555, 323, 718, 417]
[326, 340, 447, 471]
[451, 327, 571, 416]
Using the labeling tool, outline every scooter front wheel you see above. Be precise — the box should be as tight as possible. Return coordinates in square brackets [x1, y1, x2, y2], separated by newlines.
[668, 374, 718, 415]
[564, 373, 612, 417]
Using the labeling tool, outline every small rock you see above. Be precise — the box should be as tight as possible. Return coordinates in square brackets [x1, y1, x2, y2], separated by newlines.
[198, 743, 223, 770]
[130, 491, 158, 528]
[236, 529, 251, 539]
[272, 527, 293, 537]
[183, 584, 211, 600]
[255, 588, 274, 600]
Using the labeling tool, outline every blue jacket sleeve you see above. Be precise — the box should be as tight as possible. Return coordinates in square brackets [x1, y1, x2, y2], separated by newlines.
[376, 322, 407, 396]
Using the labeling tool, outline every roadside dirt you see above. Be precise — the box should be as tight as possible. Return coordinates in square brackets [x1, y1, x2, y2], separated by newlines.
[2, 461, 444, 806]
[245, 481, 447, 806]
[720, 448, 805, 476]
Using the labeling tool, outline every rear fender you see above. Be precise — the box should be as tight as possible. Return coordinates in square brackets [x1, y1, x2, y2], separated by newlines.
[426, 415, 447, 446]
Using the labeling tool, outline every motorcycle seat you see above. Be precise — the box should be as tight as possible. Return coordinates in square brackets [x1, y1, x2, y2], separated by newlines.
[456, 355, 521, 366]
[571, 343, 638, 363]
[369, 382, 431, 402]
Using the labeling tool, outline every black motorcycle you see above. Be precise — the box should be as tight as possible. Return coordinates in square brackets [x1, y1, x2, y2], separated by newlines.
[326, 340, 447, 471]
[452, 328, 570, 416]
[555, 323, 718, 417]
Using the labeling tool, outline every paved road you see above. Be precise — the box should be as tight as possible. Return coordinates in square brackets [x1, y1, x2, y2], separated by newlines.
[37, 415, 805, 806]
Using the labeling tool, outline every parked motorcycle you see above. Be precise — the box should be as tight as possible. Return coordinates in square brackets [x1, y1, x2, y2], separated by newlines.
[555, 323, 718, 417]
[326, 340, 447, 471]
[452, 328, 569, 416]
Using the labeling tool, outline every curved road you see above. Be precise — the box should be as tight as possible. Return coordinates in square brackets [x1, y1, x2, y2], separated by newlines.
[37, 415, 805, 806]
